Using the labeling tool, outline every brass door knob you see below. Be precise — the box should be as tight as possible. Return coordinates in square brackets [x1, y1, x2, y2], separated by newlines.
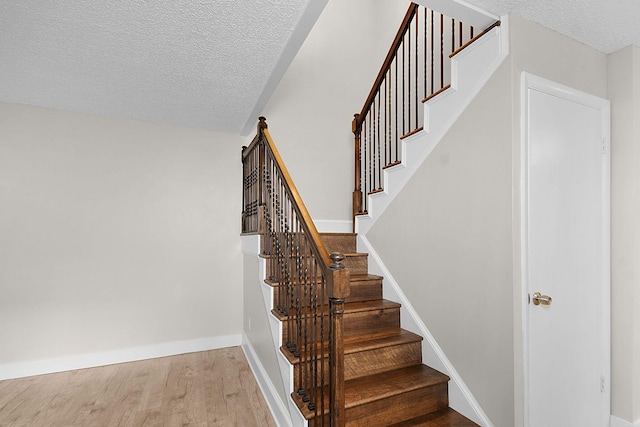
[532, 292, 552, 306]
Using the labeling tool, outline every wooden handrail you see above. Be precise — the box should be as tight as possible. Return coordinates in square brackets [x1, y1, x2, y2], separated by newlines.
[259, 121, 332, 271]
[450, 20, 500, 58]
[259, 119, 350, 296]
[354, 3, 418, 131]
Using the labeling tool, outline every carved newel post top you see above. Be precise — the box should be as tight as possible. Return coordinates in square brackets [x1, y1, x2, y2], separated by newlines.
[329, 253, 346, 270]
[258, 116, 268, 131]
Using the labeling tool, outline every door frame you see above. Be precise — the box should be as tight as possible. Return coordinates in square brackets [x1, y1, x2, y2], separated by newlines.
[520, 72, 611, 426]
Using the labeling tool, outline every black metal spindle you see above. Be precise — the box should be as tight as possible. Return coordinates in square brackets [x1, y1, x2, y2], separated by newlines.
[371, 98, 376, 191]
[451, 18, 454, 54]
[318, 259, 325, 426]
[368, 111, 372, 196]
[395, 55, 399, 163]
[384, 73, 388, 167]
[415, 9, 419, 129]
[376, 90, 381, 189]
[407, 30, 411, 132]
[363, 115, 368, 211]
[402, 33, 406, 136]
[440, 14, 444, 89]
[423, 7, 427, 99]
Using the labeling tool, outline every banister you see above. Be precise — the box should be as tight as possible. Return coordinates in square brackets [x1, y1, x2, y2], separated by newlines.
[259, 119, 333, 271]
[242, 117, 349, 426]
[354, 3, 419, 131]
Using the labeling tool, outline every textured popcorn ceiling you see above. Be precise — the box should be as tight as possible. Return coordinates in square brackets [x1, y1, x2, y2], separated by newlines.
[0, 1, 637, 134]
[463, 0, 640, 54]
[0, 0, 321, 134]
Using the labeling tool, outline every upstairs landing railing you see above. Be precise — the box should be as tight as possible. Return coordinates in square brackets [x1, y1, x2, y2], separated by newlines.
[352, 2, 500, 218]
[242, 117, 350, 427]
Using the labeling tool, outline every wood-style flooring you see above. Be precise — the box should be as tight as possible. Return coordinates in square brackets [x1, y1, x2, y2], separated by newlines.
[0, 346, 276, 426]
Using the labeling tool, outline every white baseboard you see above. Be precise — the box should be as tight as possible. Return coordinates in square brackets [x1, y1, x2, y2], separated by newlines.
[0, 334, 242, 381]
[611, 415, 640, 427]
[241, 335, 293, 427]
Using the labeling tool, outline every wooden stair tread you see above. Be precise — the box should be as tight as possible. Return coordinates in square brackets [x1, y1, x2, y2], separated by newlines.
[265, 273, 382, 286]
[320, 232, 357, 253]
[282, 329, 422, 363]
[345, 365, 449, 408]
[350, 273, 383, 281]
[388, 408, 479, 426]
[344, 299, 400, 313]
[271, 299, 400, 321]
[343, 329, 422, 352]
[259, 251, 366, 259]
[293, 364, 449, 419]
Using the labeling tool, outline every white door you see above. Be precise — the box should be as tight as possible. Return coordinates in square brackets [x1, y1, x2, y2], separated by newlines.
[522, 73, 610, 427]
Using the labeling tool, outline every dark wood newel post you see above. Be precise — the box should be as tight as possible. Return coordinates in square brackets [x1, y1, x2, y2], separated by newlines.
[257, 116, 268, 234]
[241, 144, 248, 232]
[327, 253, 350, 427]
[352, 114, 363, 226]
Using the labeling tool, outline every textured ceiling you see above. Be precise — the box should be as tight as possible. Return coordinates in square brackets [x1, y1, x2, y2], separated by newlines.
[462, 0, 640, 54]
[0, 0, 322, 134]
[1, 1, 638, 134]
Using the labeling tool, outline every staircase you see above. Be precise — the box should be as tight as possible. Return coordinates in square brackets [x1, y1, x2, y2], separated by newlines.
[242, 2, 508, 425]
[266, 232, 478, 426]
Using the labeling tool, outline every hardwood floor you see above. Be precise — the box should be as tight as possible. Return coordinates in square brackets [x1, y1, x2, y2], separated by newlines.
[0, 347, 276, 426]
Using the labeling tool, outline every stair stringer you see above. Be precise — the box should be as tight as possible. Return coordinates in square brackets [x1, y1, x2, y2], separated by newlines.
[355, 17, 509, 237]
[241, 235, 306, 427]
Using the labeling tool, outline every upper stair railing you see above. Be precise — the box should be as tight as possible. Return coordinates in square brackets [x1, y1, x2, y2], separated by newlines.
[242, 117, 350, 427]
[351, 2, 500, 218]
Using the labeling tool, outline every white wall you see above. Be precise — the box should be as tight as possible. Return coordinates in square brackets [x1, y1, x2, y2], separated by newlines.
[260, 0, 409, 221]
[608, 44, 640, 425]
[0, 102, 243, 370]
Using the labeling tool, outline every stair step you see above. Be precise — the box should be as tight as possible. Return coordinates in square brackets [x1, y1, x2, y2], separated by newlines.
[265, 274, 382, 305]
[346, 364, 449, 407]
[274, 299, 401, 343]
[346, 329, 423, 379]
[260, 251, 368, 276]
[294, 365, 450, 426]
[343, 252, 368, 274]
[320, 232, 357, 254]
[346, 364, 450, 426]
[283, 329, 423, 383]
[348, 274, 383, 302]
[344, 299, 400, 337]
[388, 408, 479, 426]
